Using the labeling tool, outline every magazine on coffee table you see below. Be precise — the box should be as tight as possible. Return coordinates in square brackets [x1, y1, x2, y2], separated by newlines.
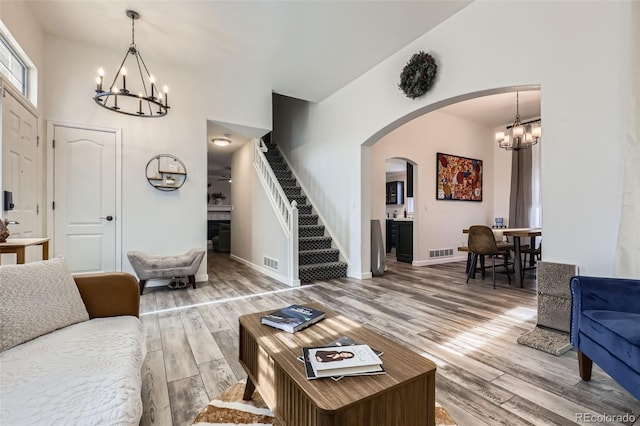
[260, 304, 325, 333]
[298, 336, 385, 381]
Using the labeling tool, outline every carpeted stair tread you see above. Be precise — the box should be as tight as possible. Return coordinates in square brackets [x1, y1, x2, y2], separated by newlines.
[299, 262, 348, 281]
[299, 236, 332, 250]
[299, 248, 340, 265]
[299, 224, 325, 237]
[283, 187, 302, 197]
[297, 205, 313, 215]
[288, 194, 307, 204]
[299, 214, 319, 225]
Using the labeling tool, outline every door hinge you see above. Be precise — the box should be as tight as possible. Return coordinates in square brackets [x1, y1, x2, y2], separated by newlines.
[52, 139, 55, 149]
[36, 204, 39, 215]
[52, 201, 55, 210]
[37, 135, 40, 147]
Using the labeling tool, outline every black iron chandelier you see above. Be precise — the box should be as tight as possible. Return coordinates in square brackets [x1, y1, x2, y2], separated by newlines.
[495, 92, 541, 151]
[93, 10, 170, 117]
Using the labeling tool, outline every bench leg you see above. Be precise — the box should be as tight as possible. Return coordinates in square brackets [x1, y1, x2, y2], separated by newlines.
[578, 351, 593, 381]
[139, 279, 147, 295]
[188, 275, 196, 289]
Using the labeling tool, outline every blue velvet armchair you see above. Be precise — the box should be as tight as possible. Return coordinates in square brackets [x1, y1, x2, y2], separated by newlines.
[570, 276, 640, 399]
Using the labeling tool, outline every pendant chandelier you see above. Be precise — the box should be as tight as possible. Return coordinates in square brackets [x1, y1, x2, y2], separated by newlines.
[93, 10, 170, 117]
[495, 92, 541, 151]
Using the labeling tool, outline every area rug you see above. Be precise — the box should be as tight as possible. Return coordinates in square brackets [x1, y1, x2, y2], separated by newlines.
[192, 382, 457, 425]
[517, 326, 572, 356]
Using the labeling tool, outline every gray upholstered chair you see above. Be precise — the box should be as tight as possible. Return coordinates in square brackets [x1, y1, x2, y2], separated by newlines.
[127, 248, 206, 294]
[466, 225, 513, 289]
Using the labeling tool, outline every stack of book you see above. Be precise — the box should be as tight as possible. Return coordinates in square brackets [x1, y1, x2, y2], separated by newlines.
[260, 304, 325, 333]
[301, 337, 385, 380]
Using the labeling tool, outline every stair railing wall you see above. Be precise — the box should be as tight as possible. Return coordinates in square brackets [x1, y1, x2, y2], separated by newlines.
[253, 138, 300, 285]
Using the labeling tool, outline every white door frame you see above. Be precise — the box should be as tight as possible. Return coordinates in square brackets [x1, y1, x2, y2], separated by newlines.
[46, 121, 123, 271]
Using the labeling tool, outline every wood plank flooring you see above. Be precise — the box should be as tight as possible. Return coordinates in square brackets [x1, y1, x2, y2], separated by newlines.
[139, 251, 640, 426]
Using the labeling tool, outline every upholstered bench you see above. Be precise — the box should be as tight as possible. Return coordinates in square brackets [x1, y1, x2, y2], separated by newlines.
[127, 248, 206, 294]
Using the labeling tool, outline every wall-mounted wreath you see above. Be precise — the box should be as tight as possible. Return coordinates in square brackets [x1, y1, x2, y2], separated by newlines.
[398, 51, 438, 99]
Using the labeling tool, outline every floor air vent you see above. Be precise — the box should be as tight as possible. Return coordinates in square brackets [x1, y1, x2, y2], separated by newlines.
[429, 248, 454, 258]
[264, 256, 279, 270]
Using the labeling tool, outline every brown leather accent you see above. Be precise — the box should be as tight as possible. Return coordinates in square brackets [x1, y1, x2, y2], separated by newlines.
[73, 272, 140, 319]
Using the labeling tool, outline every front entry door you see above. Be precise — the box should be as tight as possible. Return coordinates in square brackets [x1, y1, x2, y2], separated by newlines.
[53, 124, 121, 273]
[1, 84, 40, 239]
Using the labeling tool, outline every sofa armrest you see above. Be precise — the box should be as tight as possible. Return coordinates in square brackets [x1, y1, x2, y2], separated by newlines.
[73, 272, 140, 319]
[570, 275, 640, 345]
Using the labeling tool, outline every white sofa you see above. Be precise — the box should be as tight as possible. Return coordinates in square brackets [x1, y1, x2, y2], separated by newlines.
[0, 258, 147, 426]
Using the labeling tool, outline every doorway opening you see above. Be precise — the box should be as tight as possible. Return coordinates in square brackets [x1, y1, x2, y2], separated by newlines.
[365, 86, 541, 283]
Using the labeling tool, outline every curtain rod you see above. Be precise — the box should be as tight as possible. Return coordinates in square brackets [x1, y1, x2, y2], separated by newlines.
[506, 118, 541, 130]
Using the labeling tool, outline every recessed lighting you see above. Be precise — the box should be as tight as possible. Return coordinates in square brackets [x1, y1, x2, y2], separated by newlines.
[212, 138, 231, 147]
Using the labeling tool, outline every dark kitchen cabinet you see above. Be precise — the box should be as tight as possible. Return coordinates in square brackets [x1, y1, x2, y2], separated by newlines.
[396, 221, 413, 263]
[386, 181, 404, 205]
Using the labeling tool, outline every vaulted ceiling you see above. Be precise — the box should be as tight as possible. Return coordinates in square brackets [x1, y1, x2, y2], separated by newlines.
[24, 1, 540, 176]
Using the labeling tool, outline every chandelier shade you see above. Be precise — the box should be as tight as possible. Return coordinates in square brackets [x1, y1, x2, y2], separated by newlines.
[496, 92, 541, 151]
[93, 10, 170, 117]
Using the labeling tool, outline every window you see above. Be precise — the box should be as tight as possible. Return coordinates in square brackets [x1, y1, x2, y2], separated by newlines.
[0, 35, 27, 96]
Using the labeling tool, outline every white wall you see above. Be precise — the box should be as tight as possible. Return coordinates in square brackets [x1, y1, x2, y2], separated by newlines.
[36, 34, 272, 279]
[372, 110, 498, 265]
[275, 1, 632, 278]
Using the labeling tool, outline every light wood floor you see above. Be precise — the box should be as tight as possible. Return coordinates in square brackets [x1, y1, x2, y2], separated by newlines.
[139, 251, 640, 426]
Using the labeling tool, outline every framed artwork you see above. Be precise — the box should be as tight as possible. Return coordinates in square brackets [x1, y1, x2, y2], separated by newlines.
[436, 152, 483, 201]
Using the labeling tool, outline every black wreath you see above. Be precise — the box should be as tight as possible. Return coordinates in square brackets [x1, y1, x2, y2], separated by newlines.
[398, 51, 437, 99]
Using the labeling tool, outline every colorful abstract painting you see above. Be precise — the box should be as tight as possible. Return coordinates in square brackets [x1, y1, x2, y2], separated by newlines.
[436, 153, 483, 201]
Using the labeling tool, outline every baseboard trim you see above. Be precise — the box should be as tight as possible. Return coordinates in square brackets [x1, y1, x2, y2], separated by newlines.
[412, 255, 467, 267]
[229, 254, 296, 287]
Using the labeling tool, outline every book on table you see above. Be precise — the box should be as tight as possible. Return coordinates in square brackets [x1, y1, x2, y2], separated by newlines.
[303, 344, 384, 379]
[260, 304, 325, 333]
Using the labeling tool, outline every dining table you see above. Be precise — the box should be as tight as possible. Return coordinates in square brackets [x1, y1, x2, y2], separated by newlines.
[463, 227, 542, 288]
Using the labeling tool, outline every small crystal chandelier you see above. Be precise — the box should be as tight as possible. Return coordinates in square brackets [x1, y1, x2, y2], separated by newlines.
[495, 92, 541, 151]
[93, 10, 169, 117]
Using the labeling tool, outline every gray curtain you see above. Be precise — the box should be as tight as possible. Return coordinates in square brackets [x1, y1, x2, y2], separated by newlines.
[614, 0, 640, 278]
[509, 149, 533, 228]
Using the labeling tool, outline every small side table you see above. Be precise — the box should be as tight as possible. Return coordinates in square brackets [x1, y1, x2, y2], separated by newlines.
[0, 238, 50, 265]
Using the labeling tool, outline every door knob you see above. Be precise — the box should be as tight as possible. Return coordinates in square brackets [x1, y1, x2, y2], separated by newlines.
[99, 215, 114, 221]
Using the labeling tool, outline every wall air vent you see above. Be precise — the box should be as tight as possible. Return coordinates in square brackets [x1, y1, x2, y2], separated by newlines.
[429, 248, 454, 258]
[263, 256, 279, 271]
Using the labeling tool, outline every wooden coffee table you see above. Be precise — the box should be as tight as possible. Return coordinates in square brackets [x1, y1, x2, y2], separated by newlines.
[239, 303, 436, 426]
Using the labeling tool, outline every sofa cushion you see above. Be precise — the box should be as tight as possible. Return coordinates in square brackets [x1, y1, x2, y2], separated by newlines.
[0, 316, 147, 426]
[0, 257, 89, 352]
[581, 310, 640, 372]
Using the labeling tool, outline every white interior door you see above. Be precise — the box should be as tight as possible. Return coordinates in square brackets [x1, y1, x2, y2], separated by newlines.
[53, 124, 120, 273]
[1, 85, 40, 239]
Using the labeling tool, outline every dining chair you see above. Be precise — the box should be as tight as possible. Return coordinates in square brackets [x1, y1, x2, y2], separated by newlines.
[520, 241, 542, 279]
[466, 225, 513, 288]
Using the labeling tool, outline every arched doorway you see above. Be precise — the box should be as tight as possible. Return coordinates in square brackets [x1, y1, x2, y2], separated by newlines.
[362, 86, 541, 276]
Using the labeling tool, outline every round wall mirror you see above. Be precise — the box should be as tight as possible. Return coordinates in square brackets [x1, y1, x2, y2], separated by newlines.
[146, 154, 187, 191]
